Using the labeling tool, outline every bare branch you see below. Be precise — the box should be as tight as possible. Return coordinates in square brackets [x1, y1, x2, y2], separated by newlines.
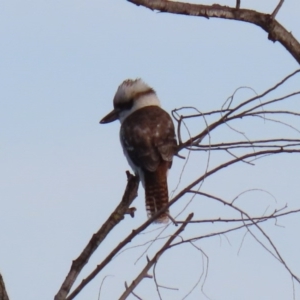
[173, 148, 300, 205]
[177, 207, 300, 224]
[271, 0, 284, 19]
[55, 172, 139, 300]
[224, 70, 300, 119]
[65, 192, 179, 299]
[180, 242, 209, 299]
[124, 282, 143, 300]
[119, 213, 194, 300]
[61, 145, 300, 299]
[55, 69, 300, 299]
[98, 275, 114, 300]
[185, 191, 300, 283]
[177, 70, 300, 151]
[0, 273, 9, 300]
[235, 91, 300, 117]
[127, 1, 300, 64]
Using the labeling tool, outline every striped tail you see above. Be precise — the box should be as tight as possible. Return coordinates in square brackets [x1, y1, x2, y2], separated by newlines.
[144, 161, 169, 223]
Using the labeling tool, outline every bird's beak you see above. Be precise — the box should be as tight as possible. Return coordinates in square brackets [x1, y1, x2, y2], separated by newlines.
[99, 108, 119, 124]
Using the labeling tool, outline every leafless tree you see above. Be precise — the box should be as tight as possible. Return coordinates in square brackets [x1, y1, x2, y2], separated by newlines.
[2, 1, 300, 300]
[54, 66, 300, 299]
[53, 1, 300, 299]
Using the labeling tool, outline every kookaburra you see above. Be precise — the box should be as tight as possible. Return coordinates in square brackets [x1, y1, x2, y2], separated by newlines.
[100, 79, 177, 223]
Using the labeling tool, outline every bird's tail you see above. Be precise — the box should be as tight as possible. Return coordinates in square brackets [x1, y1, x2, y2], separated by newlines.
[144, 161, 169, 223]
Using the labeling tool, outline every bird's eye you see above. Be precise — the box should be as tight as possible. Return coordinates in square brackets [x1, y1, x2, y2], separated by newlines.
[118, 99, 134, 110]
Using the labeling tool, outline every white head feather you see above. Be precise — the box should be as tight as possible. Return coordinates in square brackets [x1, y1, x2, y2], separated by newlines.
[113, 79, 161, 123]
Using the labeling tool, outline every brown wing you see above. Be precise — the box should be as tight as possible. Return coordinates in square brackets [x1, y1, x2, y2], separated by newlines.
[120, 106, 177, 172]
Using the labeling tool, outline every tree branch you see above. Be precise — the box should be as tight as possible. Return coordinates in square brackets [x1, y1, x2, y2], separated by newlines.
[176, 207, 300, 224]
[127, 0, 300, 64]
[271, 0, 284, 19]
[175, 69, 300, 151]
[54, 172, 139, 300]
[0, 273, 9, 300]
[119, 213, 194, 299]
[188, 191, 300, 283]
[65, 186, 176, 300]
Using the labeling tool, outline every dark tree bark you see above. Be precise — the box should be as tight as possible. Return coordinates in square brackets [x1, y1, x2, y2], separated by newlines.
[0, 273, 9, 300]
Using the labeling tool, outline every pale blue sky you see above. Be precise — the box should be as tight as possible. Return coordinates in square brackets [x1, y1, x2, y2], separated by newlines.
[0, 1, 300, 299]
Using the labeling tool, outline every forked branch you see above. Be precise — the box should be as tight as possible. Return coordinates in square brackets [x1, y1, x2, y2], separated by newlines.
[119, 213, 193, 299]
[55, 172, 139, 300]
[127, 0, 300, 64]
[174, 69, 300, 152]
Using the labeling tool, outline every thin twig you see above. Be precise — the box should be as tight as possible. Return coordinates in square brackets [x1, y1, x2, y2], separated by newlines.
[181, 242, 210, 299]
[186, 190, 300, 283]
[98, 275, 114, 300]
[176, 207, 300, 224]
[119, 213, 194, 300]
[271, 0, 284, 19]
[177, 70, 300, 151]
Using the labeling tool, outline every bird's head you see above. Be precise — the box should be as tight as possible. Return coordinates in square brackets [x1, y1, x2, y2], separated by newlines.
[100, 79, 160, 124]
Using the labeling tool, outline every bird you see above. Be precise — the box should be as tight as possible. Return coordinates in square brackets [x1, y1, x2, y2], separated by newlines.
[100, 79, 177, 223]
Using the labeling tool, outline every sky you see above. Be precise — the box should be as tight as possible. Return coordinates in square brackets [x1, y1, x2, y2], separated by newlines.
[0, 0, 300, 299]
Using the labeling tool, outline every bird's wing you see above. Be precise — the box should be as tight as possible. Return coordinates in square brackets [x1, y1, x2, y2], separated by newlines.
[120, 106, 177, 172]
